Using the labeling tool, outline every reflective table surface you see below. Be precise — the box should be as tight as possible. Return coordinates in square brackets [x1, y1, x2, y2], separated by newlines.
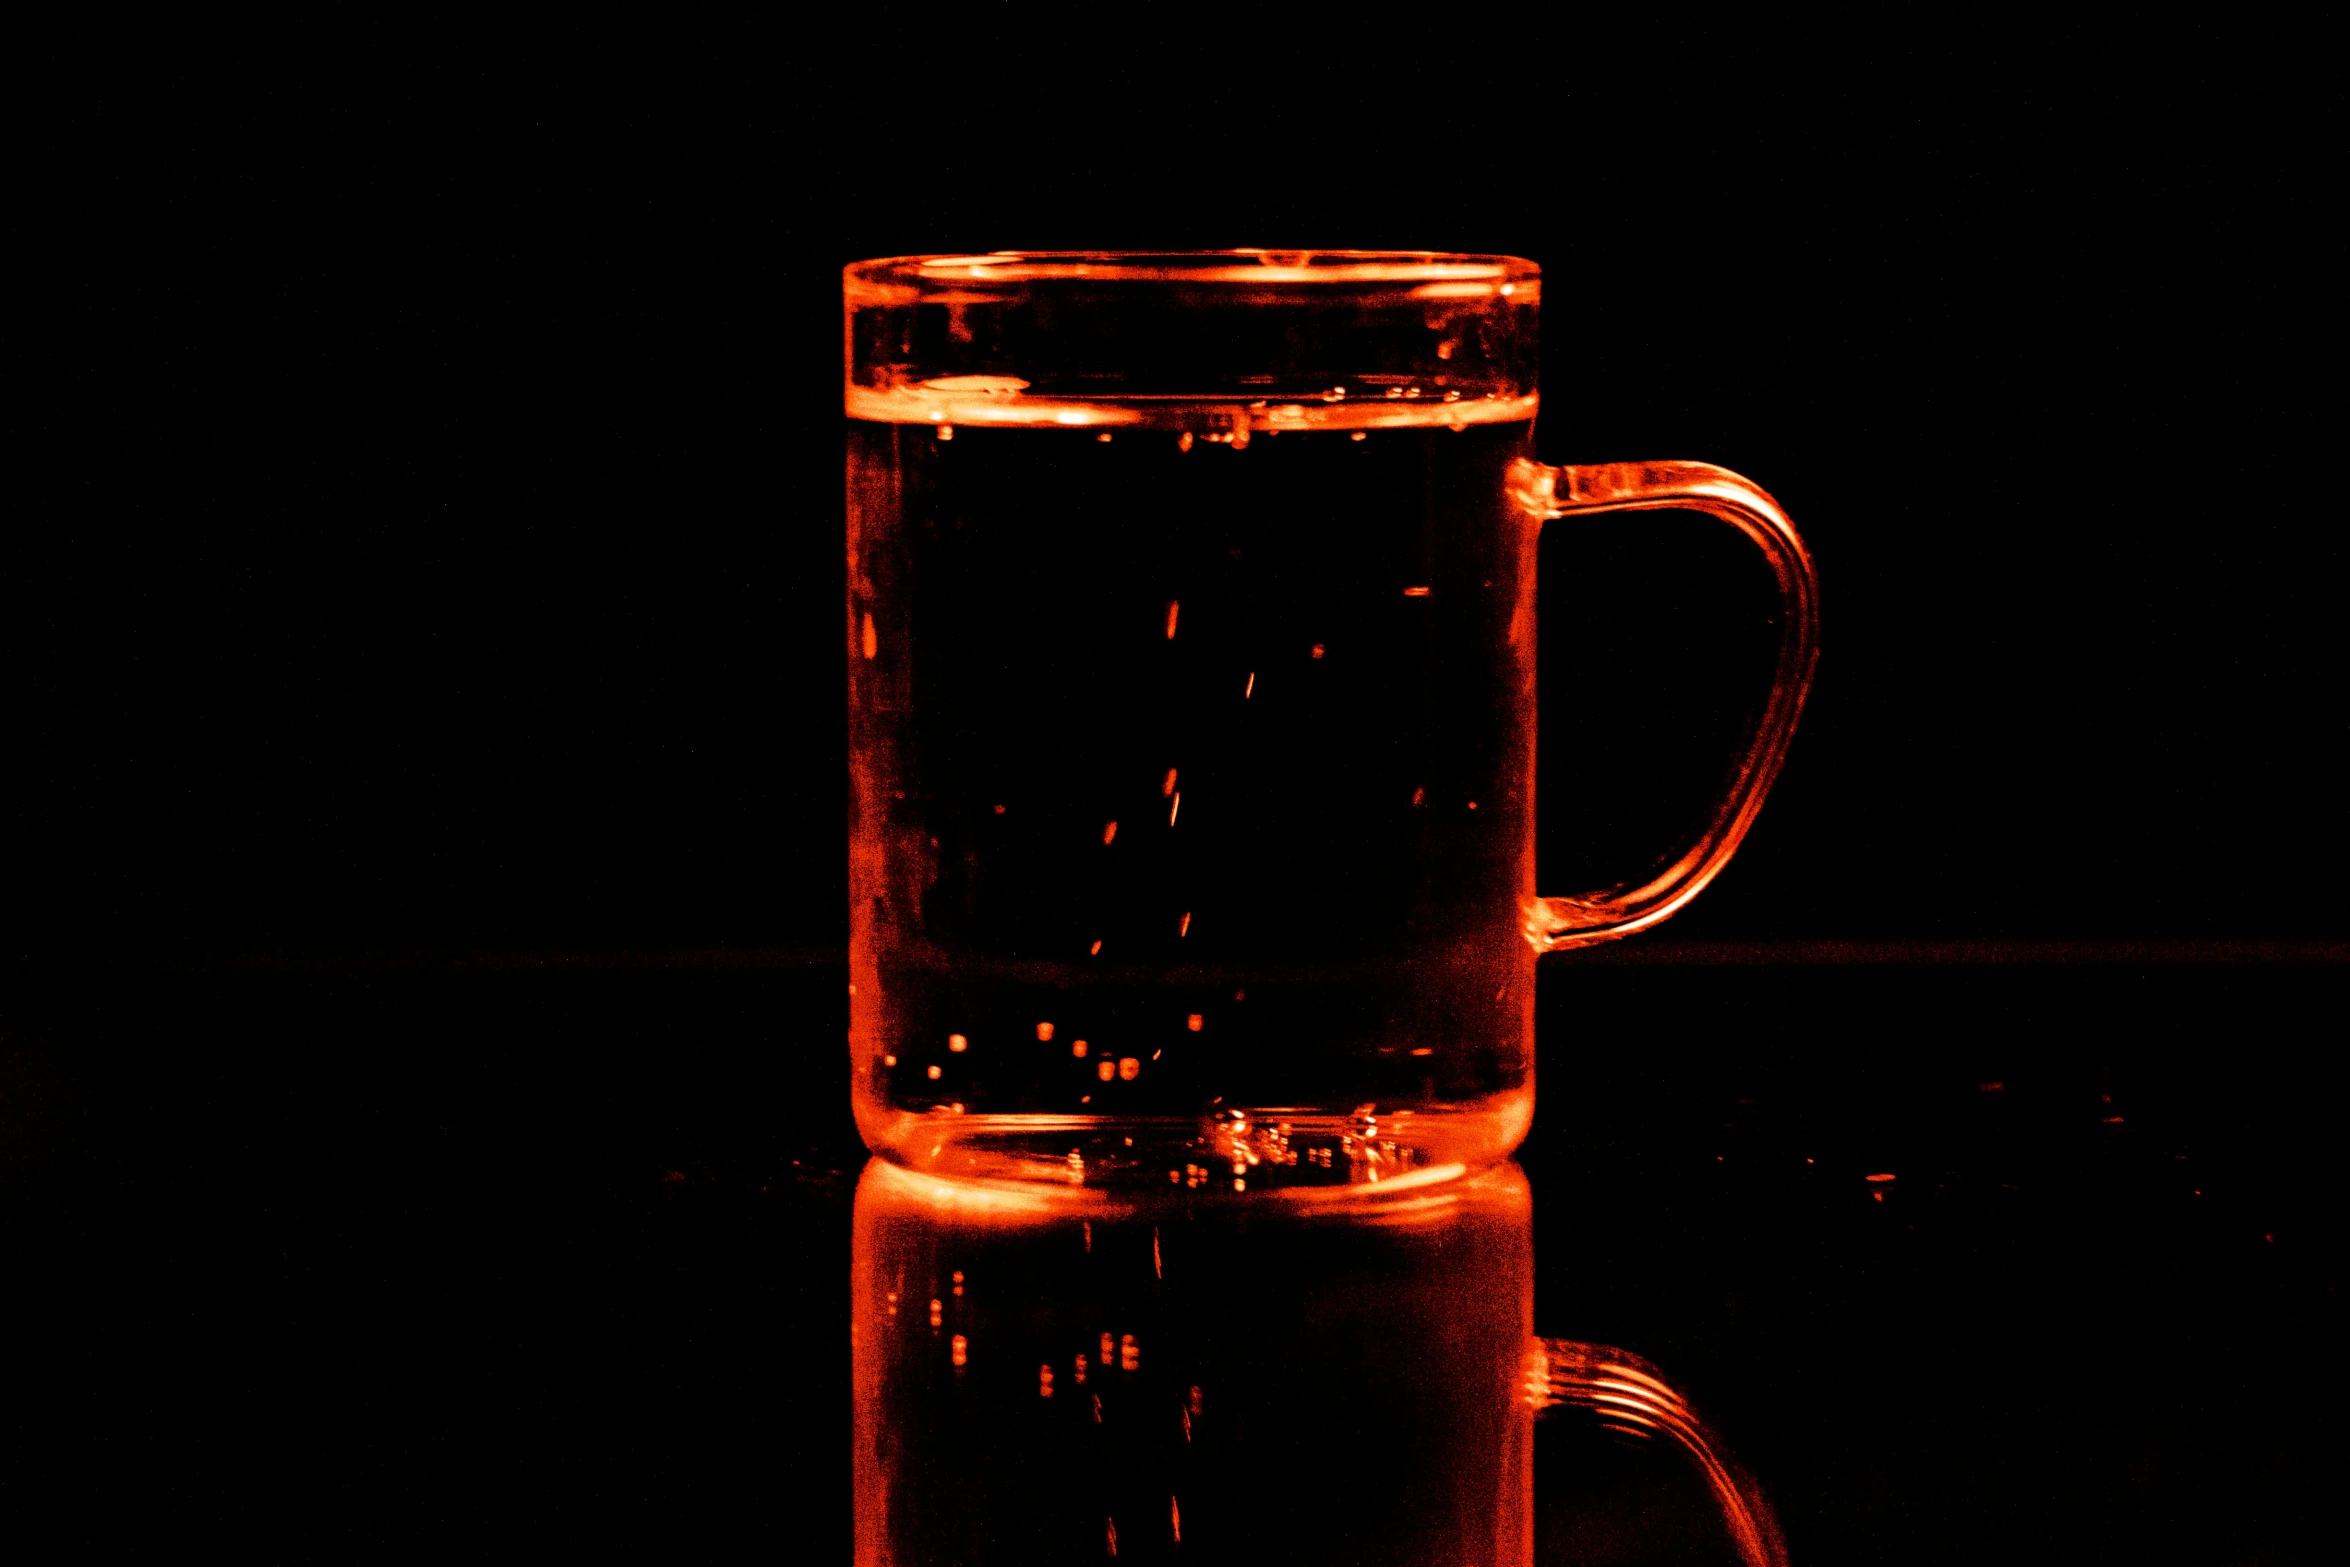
[4, 948, 2340, 1560]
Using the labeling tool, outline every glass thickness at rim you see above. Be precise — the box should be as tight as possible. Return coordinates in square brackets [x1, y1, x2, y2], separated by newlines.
[844, 249, 1542, 427]
[843, 249, 1543, 302]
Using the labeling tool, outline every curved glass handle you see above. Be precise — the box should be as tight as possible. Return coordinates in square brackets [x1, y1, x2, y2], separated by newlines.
[1527, 1336, 1789, 1567]
[1510, 459, 1822, 951]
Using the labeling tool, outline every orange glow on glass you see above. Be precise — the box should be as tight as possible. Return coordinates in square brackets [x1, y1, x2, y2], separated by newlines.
[844, 250, 1817, 1187]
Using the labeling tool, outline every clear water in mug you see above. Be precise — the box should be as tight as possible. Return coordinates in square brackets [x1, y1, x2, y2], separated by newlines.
[849, 400, 1541, 1185]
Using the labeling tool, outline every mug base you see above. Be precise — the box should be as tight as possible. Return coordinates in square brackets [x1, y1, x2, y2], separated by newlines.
[858, 1089, 1533, 1194]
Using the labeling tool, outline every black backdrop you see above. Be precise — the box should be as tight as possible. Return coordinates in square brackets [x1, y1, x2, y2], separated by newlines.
[7, 15, 2345, 1560]
[13, 16, 2342, 953]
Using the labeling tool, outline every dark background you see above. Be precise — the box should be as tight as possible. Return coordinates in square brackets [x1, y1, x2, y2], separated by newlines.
[6, 13, 2343, 1560]
[13, 16, 2342, 951]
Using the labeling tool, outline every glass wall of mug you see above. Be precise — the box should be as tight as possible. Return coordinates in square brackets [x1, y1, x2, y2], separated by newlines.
[845, 254, 1814, 1188]
[848, 254, 1547, 1185]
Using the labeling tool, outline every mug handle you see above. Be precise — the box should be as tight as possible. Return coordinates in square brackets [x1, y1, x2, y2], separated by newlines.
[1528, 1337, 1789, 1567]
[1508, 459, 1822, 950]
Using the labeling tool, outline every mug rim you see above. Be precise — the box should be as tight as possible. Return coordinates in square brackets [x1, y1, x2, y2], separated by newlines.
[844, 249, 1542, 305]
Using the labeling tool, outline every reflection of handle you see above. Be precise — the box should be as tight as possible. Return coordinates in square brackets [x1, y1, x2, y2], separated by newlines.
[1527, 1337, 1788, 1567]
[1510, 459, 1821, 950]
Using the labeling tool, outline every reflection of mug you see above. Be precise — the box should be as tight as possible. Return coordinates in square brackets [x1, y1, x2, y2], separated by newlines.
[851, 1159, 1781, 1566]
[846, 253, 1819, 1183]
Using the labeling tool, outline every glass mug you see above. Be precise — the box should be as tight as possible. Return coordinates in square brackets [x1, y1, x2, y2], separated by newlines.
[846, 252, 1818, 1184]
[853, 1158, 1784, 1567]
